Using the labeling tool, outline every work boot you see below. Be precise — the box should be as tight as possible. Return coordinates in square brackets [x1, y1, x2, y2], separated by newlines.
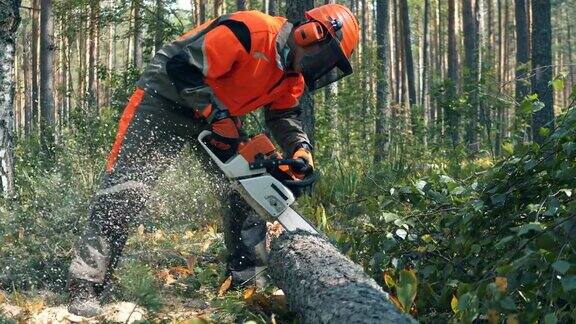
[67, 280, 104, 317]
[229, 261, 269, 289]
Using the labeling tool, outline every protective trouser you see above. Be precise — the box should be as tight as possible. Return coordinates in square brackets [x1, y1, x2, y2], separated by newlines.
[68, 89, 267, 291]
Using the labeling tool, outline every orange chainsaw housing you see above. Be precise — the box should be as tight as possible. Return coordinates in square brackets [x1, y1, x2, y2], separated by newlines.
[238, 134, 296, 177]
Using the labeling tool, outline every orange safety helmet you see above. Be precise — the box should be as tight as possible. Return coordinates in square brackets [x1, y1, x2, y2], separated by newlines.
[305, 4, 359, 61]
[293, 4, 360, 90]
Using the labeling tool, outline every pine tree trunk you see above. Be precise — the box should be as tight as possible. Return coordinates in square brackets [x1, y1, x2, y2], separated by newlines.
[88, 0, 99, 109]
[268, 232, 416, 324]
[155, 0, 164, 52]
[515, 0, 529, 102]
[447, 0, 460, 146]
[0, 0, 20, 196]
[22, 26, 32, 136]
[530, 0, 553, 144]
[285, 0, 315, 147]
[421, 0, 430, 144]
[237, 0, 246, 10]
[40, 0, 55, 152]
[199, 0, 206, 24]
[360, 0, 367, 141]
[374, 0, 391, 163]
[399, 0, 416, 139]
[212, 0, 221, 16]
[31, 0, 40, 134]
[268, 0, 277, 16]
[77, 27, 85, 107]
[564, 5, 573, 91]
[462, 0, 479, 153]
[132, 0, 143, 70]
[61, 33, 69, 128]
[394, 0, 401, 104]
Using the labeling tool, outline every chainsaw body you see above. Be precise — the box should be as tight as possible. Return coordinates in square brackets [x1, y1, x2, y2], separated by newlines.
[198, 130, 318, 234]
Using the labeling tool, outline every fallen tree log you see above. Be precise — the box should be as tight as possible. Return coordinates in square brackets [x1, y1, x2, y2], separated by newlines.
[268, 231, 415, 324]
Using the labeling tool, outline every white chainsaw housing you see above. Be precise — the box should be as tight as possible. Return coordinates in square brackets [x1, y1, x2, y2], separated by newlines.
[198, 130, 318, 234]
[234, 176, 295, 217]
[198, 130, 265, 179]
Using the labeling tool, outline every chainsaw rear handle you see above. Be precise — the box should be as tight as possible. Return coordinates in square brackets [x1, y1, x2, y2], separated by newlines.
[249, 157, 317, 188]
[282, 172, 319, 187]
[249, 157, 310, 172]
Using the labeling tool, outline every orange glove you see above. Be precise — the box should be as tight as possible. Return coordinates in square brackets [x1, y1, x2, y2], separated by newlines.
[291, 146, 314, 178]
[208, 117, 240, 161]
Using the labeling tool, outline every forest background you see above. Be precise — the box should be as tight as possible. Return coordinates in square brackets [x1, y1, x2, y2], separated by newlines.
[0, 0, 575, 322]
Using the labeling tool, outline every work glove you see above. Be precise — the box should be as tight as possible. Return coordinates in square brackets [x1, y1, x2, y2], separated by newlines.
[207, 116, 240, 162]
[291, 145, 314, 179]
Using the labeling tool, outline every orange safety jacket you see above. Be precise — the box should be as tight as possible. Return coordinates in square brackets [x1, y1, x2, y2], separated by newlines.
[138, 10, 305, 121]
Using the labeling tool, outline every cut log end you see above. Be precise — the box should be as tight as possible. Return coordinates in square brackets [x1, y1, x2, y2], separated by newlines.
[268, 230, 416, 324]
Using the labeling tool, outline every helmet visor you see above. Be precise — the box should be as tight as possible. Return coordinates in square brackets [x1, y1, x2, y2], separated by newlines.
[299, 37, 353, 91]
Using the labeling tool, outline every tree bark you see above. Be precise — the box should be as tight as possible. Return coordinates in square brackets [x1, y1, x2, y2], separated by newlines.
[514, 0, 529, 103]
[268, 0, 277, 16]
[22, 25, 32, 136]
[285, 0, 315, 147]
[268, 232, 415, 324]
[154, 0, 164, 52]
[567, 6, 574, 89]
[88, 0, 100, 109]
[447, 0, 460, 146]
[237, 0, 246, 10]
[31, 0, 39, 133]
[462, 0, 479, 153]
[421, 0, 430, 144]
[199, 0, 206, 24]
[0, 0, 20, 197]
[374, 0, 390, 163]
[399, 0, 415, 107]
[40, 0, 55, 152]
[530, 0, 553, 144]
[394, 0, 401, 103]
[132, 0, 143, 70]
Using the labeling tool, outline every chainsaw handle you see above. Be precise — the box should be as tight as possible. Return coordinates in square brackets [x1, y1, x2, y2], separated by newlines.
[281, 171, 319, 187]
[248, 158, 309, 171]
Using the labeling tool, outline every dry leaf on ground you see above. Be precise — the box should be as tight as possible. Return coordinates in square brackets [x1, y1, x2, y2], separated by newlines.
[243, 287, 256, 300]
[217, 276, 232, 297]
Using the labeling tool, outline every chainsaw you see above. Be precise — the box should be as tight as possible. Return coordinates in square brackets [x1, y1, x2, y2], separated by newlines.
[198, 130, 319, 234]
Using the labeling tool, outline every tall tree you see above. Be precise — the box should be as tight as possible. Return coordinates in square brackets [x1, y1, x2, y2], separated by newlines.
[88, 0, 100, 108]
[374, 0, 390, 163]
[0, 0, 20, 196]
[132, 0, 143, 69]
[462, 0, 480, 153]
[285, 0, 315, 146]
[447, 0, 460, 146]
[31, 0, 39, 133]
[514, 0, 529, 103]
[564, 4, 574, 89]
[399, 0, 416, 108]
[237, 0, 246, 10]
[40, 0, 56, 151]
[421, 0, 430, 143]
[154, 0, 164, 52]
[530, 0, 553, 144]
[22, 25, 32, 136]
[421, 0, 430, 109]
[268, 0, 277, 16]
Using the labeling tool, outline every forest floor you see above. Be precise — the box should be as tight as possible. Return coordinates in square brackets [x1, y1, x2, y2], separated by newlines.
[0, 223, 292, 323]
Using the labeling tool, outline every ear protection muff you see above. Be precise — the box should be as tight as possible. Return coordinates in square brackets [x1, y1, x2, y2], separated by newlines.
[294, 21, 326, 47]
